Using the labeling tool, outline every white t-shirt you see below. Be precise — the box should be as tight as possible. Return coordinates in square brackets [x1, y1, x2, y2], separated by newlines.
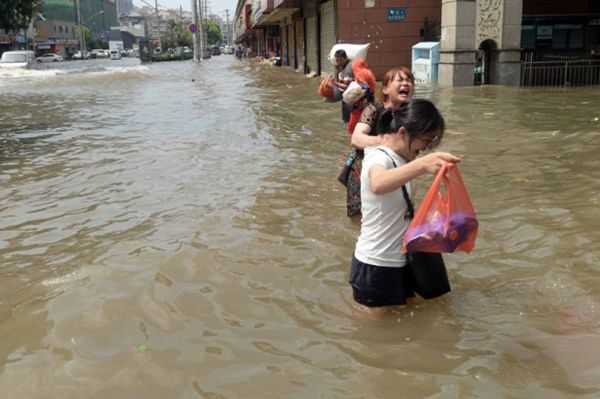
[354, 146, 413, 267]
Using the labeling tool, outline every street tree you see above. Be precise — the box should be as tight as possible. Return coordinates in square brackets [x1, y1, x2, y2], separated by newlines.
[74, 25, 107, 50]
[0, 0, 39, 32]
[204, 19, 222, 45]
[161, 19, 193, 50]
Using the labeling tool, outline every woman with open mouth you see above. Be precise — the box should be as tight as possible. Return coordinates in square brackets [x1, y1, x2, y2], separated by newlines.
[344, 66, 416, 219]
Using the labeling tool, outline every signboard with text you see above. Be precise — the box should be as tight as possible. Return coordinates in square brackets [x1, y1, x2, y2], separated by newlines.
[387, 8, 406, 23]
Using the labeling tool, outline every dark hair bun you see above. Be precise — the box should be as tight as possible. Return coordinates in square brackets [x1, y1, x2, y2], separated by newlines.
[377, 107, 395, 134]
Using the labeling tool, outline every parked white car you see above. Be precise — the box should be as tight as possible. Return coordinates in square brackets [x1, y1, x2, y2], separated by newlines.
[36, 53, 63, 63]
[109, 50, 122, 60]
[72, 50, 89, 60]
[0, 50, 35, 68]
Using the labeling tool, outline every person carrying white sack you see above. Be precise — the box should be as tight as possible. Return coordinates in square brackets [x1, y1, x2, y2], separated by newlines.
[332, 49, 354, 123]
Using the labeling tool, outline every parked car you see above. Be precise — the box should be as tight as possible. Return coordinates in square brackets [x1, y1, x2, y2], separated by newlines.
[109, 50, 122, 60]
[90, 49, 109, 58]
[36, 53, 63, 63]
[0, 50, 35, 68]
[210, 45, 221, 56]
[72, 50, 89, 60]
[224, 45, 234, 54]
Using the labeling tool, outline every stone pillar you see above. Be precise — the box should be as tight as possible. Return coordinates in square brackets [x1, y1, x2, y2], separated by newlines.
[497, 0, 523, 85]
[438, 0, 477, 87]
[439, 0, 523, 86]
[476, 0, 522, 85]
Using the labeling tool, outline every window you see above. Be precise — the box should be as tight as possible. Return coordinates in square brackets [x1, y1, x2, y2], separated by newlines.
[552, 28, 567, 48]
[569, 29, 583, 48]
[521, 25, 535, 49]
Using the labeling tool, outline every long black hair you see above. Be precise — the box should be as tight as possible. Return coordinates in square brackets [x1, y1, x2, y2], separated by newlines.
[376, 99, 445, 149]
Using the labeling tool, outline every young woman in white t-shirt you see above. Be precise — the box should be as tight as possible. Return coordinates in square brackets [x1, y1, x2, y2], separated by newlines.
[350, 99, 461, 316]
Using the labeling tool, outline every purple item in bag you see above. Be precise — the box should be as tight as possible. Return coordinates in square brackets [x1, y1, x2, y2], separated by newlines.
[405, 211, 479, 253]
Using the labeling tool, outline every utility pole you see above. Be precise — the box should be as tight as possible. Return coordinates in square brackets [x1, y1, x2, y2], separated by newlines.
[198, 0, 204, 59]
[154, 0, 162, 51]
[225, 9, 230, 45]
[75, 0, 86, 56]
[199, 0, 207, 54]
[191, 0, 200, 62]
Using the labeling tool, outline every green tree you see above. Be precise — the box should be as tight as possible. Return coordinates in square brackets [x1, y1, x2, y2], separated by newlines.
[204, 19, 222, 45]
[162, 19, 193, 50]
[74, 25, 108, 50]
[0, 0, 39, 32]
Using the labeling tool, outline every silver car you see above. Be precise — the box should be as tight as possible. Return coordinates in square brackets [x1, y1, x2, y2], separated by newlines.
[36, 53, 64, 63]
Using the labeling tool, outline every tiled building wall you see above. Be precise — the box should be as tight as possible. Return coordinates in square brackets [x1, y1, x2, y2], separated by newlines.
[336, 0, 441, 78]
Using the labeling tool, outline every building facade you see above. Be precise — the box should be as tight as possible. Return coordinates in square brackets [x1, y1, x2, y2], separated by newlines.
[234, 0, 600, 86]
[234, 0, 441, 79]
[439, 0, 599, 86]
[0, 0, 119, 58]
[33, 0, 118, 57]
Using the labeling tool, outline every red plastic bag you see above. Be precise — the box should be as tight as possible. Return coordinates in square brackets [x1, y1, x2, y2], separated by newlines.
[402, 162, 478, 253]
[318, 75, 334, 98]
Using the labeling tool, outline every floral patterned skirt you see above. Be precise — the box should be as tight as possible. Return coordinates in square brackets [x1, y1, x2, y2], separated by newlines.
[346, 150, 364, 217]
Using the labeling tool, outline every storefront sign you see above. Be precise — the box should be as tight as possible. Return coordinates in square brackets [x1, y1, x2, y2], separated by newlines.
[16, 34, 27, 43]
[387, 8, 406, 23]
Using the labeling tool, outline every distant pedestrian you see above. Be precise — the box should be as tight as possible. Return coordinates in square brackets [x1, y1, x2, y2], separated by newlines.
[349, 99, 461, 316]
[333, 49, 354, 123]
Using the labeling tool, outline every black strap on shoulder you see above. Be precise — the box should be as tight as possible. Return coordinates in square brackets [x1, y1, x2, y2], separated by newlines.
[376, 148, 415, 219]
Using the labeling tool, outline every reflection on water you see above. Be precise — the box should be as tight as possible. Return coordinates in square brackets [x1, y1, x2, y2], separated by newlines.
[1, 56, 599, 397]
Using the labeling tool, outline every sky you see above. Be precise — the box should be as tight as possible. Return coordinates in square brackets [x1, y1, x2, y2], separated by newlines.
[134, 0, 239, 16]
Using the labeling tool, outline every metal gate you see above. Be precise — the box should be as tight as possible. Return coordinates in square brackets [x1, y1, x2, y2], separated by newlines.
[305, 16, 317, 74]
[521, 59, 600, 87]
[319, 0, 335, 76]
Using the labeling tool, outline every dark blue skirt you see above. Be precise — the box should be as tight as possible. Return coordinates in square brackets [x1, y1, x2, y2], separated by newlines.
[349, 254, 416, 307]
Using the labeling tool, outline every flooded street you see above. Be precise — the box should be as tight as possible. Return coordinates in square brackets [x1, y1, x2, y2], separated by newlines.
[1, 56, 599, 398]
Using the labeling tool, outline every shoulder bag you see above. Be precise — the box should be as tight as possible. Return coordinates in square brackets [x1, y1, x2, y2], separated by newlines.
[378, 148, 451, 299]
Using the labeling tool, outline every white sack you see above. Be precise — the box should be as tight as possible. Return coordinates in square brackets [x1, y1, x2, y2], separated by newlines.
[329, 43, 370, 65]
[342, 81, 366, 105]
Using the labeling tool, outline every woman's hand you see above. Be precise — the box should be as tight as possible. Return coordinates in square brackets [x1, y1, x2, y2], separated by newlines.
[418, 152, 462, 175]
[334, 81, 349, 90]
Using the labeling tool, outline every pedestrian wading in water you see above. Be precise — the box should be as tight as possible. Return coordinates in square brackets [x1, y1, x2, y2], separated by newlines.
[349, 99, 461, 316]
[332, 49, 354, 123]
[345, 66, 415, 219]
